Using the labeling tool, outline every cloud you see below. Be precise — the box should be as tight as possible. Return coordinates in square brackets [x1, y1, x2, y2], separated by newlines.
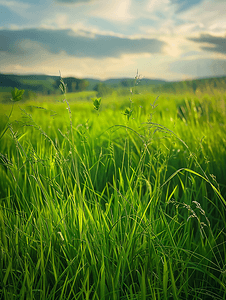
[135, 0, 202, 38]
[55, 0, 93, 3]
[0, 28, 166, 58]
[146, 0, 171, 14]
[0, 28, 168, 80]
[171, 0, 203, 12]
[169, 58, 226, 78]
[0, 0, 30, 9]
[178, 0, 226, 35]
[87, 0, 134, 23]
[189, 34, 226, 55]
[0, 0, 31, 17]
[0, 45, 149, 80]
[54, 0, 134, 23]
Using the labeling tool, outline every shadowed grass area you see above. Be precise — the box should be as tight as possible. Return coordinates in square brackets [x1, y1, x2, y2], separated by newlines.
[0, 84, 226, 299]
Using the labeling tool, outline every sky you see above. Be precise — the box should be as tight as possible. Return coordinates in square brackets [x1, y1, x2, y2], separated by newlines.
[0, 0, 226, 80]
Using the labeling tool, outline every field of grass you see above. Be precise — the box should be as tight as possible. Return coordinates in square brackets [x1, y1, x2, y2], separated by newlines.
[0, 83, 226, 299]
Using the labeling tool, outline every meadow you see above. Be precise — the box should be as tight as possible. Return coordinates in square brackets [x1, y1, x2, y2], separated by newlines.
[0, 81, 226, 299]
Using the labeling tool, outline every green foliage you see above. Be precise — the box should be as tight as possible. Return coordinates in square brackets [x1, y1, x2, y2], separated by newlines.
[0, 86, 226, 299]
[92, 97, 101, 111]
[11, 87, 25, 102]
[123, 107, 133, 120]
[77, 79, 89, 91]
[57, 77, 90, 93]
[121, 78, 136, 87]
[93, 82, 113, 97]
[59, 77, 67, 94]
[0, 87, 24, 140]
[0, 73, 90, 98]
[153, 76, 226, 94]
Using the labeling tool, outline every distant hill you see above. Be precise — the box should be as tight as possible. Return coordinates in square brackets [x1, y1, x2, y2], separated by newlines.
[84, 77, 166, 90]
[84, 78, 102, 90]
[0, 73, 167, 97]
[1, 73, 226, 103]
[152, 76, 226, 94]
[103, 77, 165, 87]
[0, 73, 90, 100]
[0, 73, 59, 95]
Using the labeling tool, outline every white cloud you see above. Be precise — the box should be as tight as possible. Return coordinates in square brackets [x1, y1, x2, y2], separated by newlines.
[0, 0, 31, 16]
[0, 27, 167, 79]
[208, 22, 226, 35]
[0, 0, 30, 9]
[137, 0, 226, 39]
[0, 36, 204, 81]
[55, 0, 96, 4]
[0, 47, 139, 79]
[1, 38, 224, 81]
[161, 36, 193, 57]
[40, 14, 127, 38]
[178, 0, 226, 36]
[145, 0, 171, 14]
[88, 0, 134, 22]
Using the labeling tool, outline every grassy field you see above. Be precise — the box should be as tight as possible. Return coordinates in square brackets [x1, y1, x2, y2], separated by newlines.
[0, 83, 226, 299]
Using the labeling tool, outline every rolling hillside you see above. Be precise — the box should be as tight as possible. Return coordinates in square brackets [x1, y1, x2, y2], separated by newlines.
[153, 76, 226, 94]
[0, 73, 225, 103]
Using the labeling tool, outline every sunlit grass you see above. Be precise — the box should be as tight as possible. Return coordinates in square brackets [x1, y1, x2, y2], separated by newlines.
[0, 86, 226, 299]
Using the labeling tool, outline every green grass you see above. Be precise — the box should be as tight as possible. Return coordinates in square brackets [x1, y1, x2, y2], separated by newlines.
[0, 85, 226, 299]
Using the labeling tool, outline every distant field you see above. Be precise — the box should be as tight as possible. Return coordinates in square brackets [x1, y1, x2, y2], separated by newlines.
[0, 89, 97, 103]
[0, 86, 226, 299]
